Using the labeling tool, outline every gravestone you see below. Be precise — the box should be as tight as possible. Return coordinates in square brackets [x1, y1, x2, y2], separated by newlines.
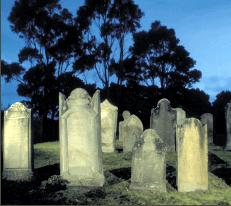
[119, 110, 131, 142]
[225, 101, 231, 150]
[150, 98, 176, 152]
[175, 108, 186, 125]
[123, 115, 143, 152]
[59, 88, 104, 186]
[176, 118, 208, 192]
[130, 129, 167, 192]
[201, 113, 214, 145]
[101, 99, 118, 153]
[3, 102, 33, 181]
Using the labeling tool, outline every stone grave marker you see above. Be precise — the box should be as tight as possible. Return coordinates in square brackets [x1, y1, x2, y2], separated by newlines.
[150, 98, 176, 151]
[3, 102, 33, 181]
[201, 113, 214, 145]
[101, 99, 118, 153]
[176, 118, 208, 192]
[130, 129, 167, 192]
[123, 114, 143, 152]
[225, 101, 231, 150]
[119, 110, 131, 142]
[59, 88, 104, 186]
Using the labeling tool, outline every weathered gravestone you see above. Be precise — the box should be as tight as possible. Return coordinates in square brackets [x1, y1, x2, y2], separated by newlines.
[59, 88, 104, 186]
[119, 110, 131, 142]
[123, 115, 143, 152]
[3, 102, 33, 181]
[130, 129, 167, 192]
[176, 118, 208, 192]
[175, 108, 186, 125]
[201, 113, 214, 145]
[150, 98, 176, 152]
[225, 101, 231, 150]
[101, 99, 118, 153]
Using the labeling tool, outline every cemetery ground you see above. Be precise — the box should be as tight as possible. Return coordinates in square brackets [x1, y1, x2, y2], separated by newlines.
[2, 140, 231, 205]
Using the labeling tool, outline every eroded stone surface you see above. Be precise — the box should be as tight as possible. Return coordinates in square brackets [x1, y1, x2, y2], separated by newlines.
[176, 118, 208, 192]
[175, 108, 186, 126]
[3, 102, 33, 181]
[123, 115, 143, 152]
[119, 110, 131, 142]
[130, 129, 167, 192]
[225, 101, 231, 150]
[101, 99, 118, 153]
[201, 113, 214, 145]
[150, 98, 176, 152]
[60, 88, 104, 186]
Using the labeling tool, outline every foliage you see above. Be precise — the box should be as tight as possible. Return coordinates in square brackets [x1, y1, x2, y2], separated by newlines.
[1, 60, 25, 82]
[75, 0, 143, 90]
[130, 21, 201, 89]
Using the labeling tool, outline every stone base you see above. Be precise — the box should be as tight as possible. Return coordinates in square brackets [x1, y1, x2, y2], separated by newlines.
[102, 146, 115, 153]
[225, 144, 231, 151]
[130, 182, 166, 192]
[178, 183, 208, 192]
[62, 172, 105, 187]
[2, 169, 33, 181]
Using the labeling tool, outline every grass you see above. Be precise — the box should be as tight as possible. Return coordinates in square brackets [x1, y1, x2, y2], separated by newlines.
[2, 140, 231, 205]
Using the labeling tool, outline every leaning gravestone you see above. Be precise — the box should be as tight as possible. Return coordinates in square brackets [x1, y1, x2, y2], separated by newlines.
[59, 88, 104, 186]
[119, 110, 131, 142]
[3, 102, 33, 181]
[130, 129, 167, 192]
[150, 98, 176, 152]
[225, 101, 231, 150]
[201, 113, 214, 145]
[123, 114, 143, 152]
[175, 108, 186, 125]
[176, 118, 208, 192]
[101, 99, 118, 153]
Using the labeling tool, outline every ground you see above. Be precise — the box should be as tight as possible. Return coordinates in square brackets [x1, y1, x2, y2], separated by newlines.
[2, 140, 231, 205]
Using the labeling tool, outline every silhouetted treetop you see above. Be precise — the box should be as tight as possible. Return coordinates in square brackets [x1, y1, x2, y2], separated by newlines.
[130, 21, 201, 89]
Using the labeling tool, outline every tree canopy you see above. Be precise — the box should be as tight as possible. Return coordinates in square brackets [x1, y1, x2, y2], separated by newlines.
[3, 0, 226, 142]
[130, 21, 201, 89]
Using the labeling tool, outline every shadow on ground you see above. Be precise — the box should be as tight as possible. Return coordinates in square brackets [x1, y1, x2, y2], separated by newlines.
[34, 163, 60, 182]
[212, 167, 231, 186]
[166, 164, 177, 190]
[109, 167, 131, 180]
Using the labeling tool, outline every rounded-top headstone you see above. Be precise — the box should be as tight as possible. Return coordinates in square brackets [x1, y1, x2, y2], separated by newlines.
[122, 110, 131, 120]
[142, 129, 166, 150]
[67, 88, 91, 107]
[130, 128, 167, 192]
[157, 98, 171, 111]
[126, 114, 143, 129]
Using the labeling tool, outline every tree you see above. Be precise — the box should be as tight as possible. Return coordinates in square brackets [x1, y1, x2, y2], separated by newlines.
[75, 0, 143, 93]
[8, 0, 94, 140]
[1, 60, 25, 83]
[130, 21, 201, 90]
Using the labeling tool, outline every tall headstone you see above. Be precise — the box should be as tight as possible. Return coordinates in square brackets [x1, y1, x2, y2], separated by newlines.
[59, 88, 104, 186]
[175, 108, 186, 125]
[123, 114, 143, 152]
[225, 101, 231, 150]
[176, 118, 208, 192]
[201, 113, 214, 145]
[150, 98, 176, 152]
[119, 110, 131, 142]
[3, 102, 33, 181]
[101, 99, 118, 153]
[130, 129, 167, 192]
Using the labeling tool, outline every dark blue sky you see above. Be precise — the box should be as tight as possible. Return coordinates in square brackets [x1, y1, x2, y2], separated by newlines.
[2, 0, 231, 108]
